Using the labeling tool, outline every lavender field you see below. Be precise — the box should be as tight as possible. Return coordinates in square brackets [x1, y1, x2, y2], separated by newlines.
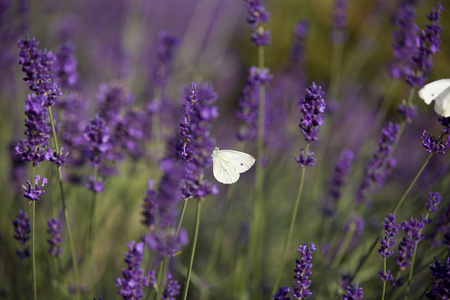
[1, 0, 450, 299]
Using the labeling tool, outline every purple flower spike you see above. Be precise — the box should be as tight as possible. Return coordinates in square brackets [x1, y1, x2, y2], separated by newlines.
[421, 130, 449, 154]
[22, 175, 48, 203]
[55, 41, 78, 88]
[141, 179, 157, 228]
[45, 147, 69, 166]
[162, 273, 181, 300]
[272, 286, 291, 300]
[291, 243, 316, 299]
[426, 192, 442, 212]
[299, 83, 325, 143]
[378, 213, 400, 258]
[12, 210, 31, 259]
[331, 0, 349, 43]
[18, 35, 62, 107]
[116, 241, 149, 300]
[294, 149, 316, 167]
[84, 115, 112, 167]
[47, 217, 63, 257]
[397, 101, 417, 122]
[243, 0, 271, 46]
[86, 176, 104, 193]
[153, 31, 178, 88]
[426, 257, 450, 299]
[395, 215, 428, 270]
[438, 116, 450, 134]
[342, 283, 364, 300]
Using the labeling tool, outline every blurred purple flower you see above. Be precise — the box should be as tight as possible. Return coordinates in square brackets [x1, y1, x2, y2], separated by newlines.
[86, 176, 104, 193]
[153, 31, 178, 89]
[176, 82, 218, 199]
[55, 41, 78, 88]
[322, 149, 354, 217]
[96, 81, 133, 127]
[45, 147, 69, 166]
[378, 214, 400, 258]
[397, 101, 417, 122]
[47, 217, 63, 257]
[426, 192, 442, 212]
[357, 122, 399, 205]
[141, 179, 157, 228]
[290, 21, 309, 67]
[243, 0, 271, 46]
[12, 209, 31, 260]
[18, 35, 62, 107]
[84, 115, 112, 167]
[162, 273, 181, 300]
[237, 66, 272, 141]
[294, 149, 316, 167]
[438, 116, 450, 134]
[22, 174, 47, 203]
[298, 82, 325, 143]
[15, 93, 52, 166]
[426, 257, 449, 299]
[331, 0, 349, 43]
[421, 130, 449, 154]
[395, 214, 428, 270]
[116, 241, 149, 300]
[291, 243, 316, 299]
[342, 283, 364, 300]
[272, 286, 291, 300]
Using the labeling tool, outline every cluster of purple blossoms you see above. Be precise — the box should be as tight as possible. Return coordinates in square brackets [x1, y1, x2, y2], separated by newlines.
[290, 21, 309, 67]
[426, 192, 442, 212]
[420, 130, 449, 154]
[54, 41, 78, 88]
[176, 83, 218, 199]
[294, 149, 316, 167]
[397, 101, 417, 122]
[15, 94, 51, 165]
[291, 243, 316, 299]
[237, 67, 272, 141]
[406, 3, 443, 87]
[12, 210, 31, 259]
[342, 283, 364, 300]
[47, 217, 63, 257]
[153, 31, 178, 89]
[97, 81, 133, 127]
[439, 116, 450, 134]
[357, 122, 399, 205]
[18, 35, 62, 107]
[330, 0, 349, 43]
[22, 175, 48, 203]
[378, 214, 400, 282]
[426, 257, 450, 299]
[272, 286, 291, 300]
[116, 241, 149, 300]
[162, 273, 181, 300]
[322, 149, 354, 217]
[115, 108, 150, 161]
[243, 0, 271, 46]
[141, 179, 157, 228]
[395, 215, 428, 270]
[298, 83, 325, 143]
[84, 115, 112, 168]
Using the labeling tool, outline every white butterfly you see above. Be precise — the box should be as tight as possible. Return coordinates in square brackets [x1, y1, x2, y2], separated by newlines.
[211, 147, 255, 184]
[418, 78, 450, 117]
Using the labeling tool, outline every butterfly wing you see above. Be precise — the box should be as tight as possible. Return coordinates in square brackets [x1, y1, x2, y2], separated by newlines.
[217, 150, 256, 173]
[212, 154, 240, 184]
[433, 87, 450, 117]
[418, 79, 450, 104]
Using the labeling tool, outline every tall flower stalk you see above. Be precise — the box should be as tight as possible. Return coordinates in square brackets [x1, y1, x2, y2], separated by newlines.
[272, 83, 325, 294]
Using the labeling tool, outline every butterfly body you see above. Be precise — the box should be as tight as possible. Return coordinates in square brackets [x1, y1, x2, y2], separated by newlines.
[211, 147, 255, 184]
[418, 79, 450, 117]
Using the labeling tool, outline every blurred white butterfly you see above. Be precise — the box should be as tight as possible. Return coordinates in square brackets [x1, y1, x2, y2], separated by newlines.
[418, 78, 450, 117]
[211, 147, 255, 184]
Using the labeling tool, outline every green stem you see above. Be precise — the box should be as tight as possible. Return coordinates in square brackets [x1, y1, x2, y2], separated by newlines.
[176, 200, 189, 236]
[381, 257, 387, 300]
[32, 200, 37, 300]
[154, 260, 164, 300]
[47, 107, 81, 299]
[87, 167, 98, 297]
[182, 198, 202, 300]
[329, 41, 344, 101]
[271, 143, 309, 295]
[332, 216, 356, 268]
[156, 256, 170, 300]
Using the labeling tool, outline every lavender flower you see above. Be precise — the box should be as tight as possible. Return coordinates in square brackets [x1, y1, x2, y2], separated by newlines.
[237, 67, 272, 141]
[86, 176, 104, 193]
[22, 174, 47, 203]
[322, 149, 354, 217]
[47, 217, 63, 257]
[395, 215, 428, 270]
[421, 130, 449, 154]
[298, 83, 325, 143]
[406, 3, 443, 87]
[54, 41, 78, 88]
[294, 149, 316, 167]
[272, 286, 291, 300]
[96, 81, 133, 127]
[84, 115, 112, 167]
[12, 210, 31, 259]
[378, 214, 399, 283]
[357, 122, 399, 205]
[426, 192, 442, 212]
[176, 82, 218, 199]
[290, 21, 309, 68]
[342, 283, 364, 300]
[438, 116, 450, 134]
[426, 257, 449, 299]
[18, 35, 62, 107]
[141, 179, 157, 228]
[162, 273, 181, 300]
[397, 101, 417, 122]
[153, 31, 178, 89]
[15, 93, 51, 166]
[116, 241, 149, 300]
[45, 147, 69, 166]
[331, 0, 349, 43]
[243, 0, 271, 46]
[291, 243, 316, 299]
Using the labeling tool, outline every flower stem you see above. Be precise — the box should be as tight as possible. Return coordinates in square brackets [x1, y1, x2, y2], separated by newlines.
[182, 198, 202, 300]
[32, 199, 37, 300]
[176, 199, 189, 236]
[381, 257, 387, 300]
[271, 143, 309, 295]
[47, 107, 81, 299]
